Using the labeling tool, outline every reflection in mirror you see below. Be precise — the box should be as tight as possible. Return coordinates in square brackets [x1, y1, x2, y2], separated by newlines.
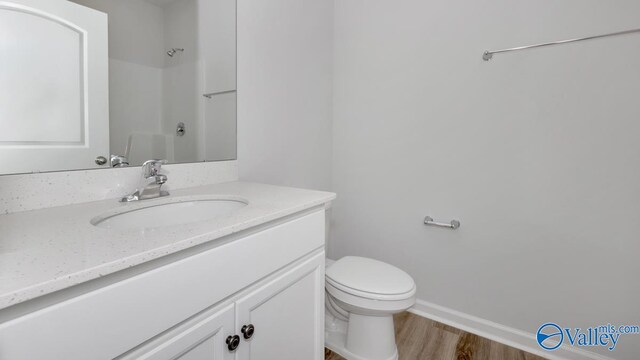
[0, 0, 236, 175]
[72, 0, 237, 167]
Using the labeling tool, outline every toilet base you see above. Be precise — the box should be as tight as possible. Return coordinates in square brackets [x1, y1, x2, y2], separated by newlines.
[325, 312, 398, 360]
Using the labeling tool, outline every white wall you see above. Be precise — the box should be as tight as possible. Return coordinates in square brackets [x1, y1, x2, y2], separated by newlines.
[331, 1, 640, 359]
[236, 0, 334, 191]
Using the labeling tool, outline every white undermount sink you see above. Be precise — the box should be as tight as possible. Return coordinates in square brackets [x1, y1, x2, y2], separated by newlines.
[91, 196, 249, 231]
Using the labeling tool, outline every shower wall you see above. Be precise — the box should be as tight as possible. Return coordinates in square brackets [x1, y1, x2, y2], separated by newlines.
[162, 0, 199, 163]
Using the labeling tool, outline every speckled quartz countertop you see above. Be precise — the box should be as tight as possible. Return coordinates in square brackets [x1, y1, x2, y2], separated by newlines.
[0, 182, 335, 311]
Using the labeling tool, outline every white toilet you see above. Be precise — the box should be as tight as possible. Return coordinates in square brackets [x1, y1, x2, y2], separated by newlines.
[325, 256, 416, 360]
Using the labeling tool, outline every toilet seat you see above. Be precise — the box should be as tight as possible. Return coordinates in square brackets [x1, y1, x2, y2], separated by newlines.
[326, 257, 416, 301]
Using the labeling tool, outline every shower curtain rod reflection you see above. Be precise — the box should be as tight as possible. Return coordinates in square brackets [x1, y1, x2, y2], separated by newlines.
[483, 27, 640, 61]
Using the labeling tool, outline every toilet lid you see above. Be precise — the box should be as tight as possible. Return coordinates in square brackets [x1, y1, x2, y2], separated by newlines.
[326, 256, 415, 296]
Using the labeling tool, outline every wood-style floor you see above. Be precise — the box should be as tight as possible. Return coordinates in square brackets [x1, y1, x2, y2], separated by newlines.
[325, 312, 547, 360]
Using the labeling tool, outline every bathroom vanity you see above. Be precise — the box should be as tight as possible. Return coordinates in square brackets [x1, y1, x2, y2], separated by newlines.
[0, 1, 335, 358]
[0, 182, 335, 360]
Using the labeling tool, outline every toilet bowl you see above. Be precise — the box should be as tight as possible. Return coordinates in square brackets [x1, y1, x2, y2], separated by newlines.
[325, 257, 416, 360]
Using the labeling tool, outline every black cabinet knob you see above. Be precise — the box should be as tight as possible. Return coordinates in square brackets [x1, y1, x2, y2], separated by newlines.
[241, 324, 255, 339]
[226, 335, 240, 351]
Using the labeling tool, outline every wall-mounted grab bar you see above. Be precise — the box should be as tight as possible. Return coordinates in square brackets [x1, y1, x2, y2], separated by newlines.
[483, 27, 640, 61]
[424, 216, 460, 230]
[203, 90, 237, 99]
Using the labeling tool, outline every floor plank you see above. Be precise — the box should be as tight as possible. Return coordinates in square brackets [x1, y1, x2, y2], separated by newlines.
[325, 312, 547, 360]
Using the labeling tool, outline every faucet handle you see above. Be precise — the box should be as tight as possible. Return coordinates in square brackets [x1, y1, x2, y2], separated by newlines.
[142, 159, 168, 177]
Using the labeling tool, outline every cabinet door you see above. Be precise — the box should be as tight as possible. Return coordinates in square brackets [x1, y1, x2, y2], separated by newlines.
[235, 252, 325, 360]
[120, 304, 236, 360]
[0, 0, 109, 174]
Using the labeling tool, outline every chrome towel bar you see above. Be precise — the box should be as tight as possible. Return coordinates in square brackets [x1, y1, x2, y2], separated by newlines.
[483, 27, 640, 61]
[424, 216, 460, 230]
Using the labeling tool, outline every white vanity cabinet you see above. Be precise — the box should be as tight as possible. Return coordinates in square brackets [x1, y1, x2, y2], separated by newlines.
[123, 303, 236, 360]
[234, 254, 324, 360]
[0, 209, 326, 360]
[121, 252, 324, 360]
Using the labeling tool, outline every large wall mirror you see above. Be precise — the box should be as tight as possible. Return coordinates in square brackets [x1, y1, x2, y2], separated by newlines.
[0, 0, 236, 175]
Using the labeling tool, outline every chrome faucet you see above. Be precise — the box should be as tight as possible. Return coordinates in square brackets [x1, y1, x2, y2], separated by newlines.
[121, 160, 170, 202]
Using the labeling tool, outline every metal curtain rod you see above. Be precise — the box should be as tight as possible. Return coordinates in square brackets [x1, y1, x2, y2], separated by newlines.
[483, 27, 640, 61]
[203, 90, 236, 99]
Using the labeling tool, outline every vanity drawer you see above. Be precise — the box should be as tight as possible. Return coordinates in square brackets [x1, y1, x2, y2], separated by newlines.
[0, 210, 325, 360]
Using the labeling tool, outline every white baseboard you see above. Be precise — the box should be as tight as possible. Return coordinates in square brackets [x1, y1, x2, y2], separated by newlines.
[408, 299, 614, 360]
